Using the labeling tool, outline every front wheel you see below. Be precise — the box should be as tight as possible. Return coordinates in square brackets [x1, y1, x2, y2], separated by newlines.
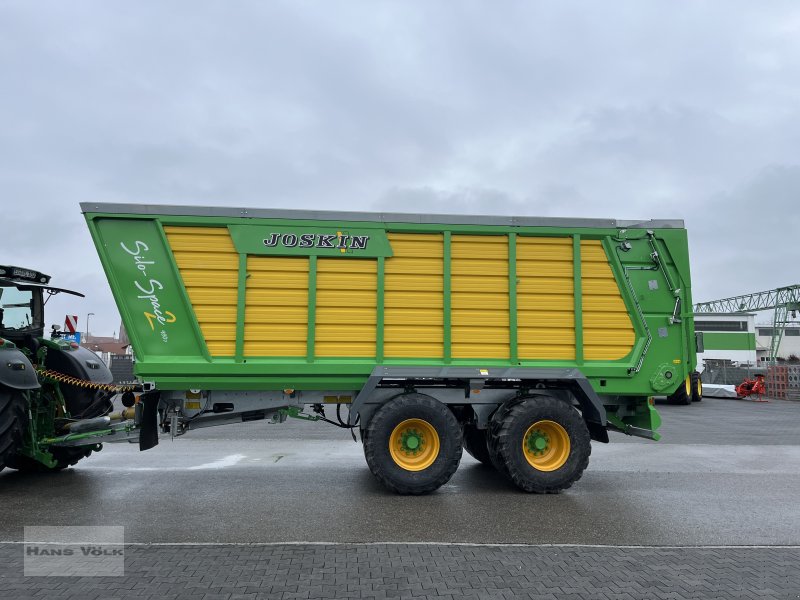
[488, 396, 591, 493]
[0, 390, 29, 470]
[668, 376, 692, 405]
[691, 371, 703, 402]
[5, 446, 96, 472]
[363, 393, 462, 495]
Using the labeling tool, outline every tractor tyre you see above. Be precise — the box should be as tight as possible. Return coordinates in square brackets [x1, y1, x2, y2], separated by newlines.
[488, 395, 591, 494]
[363, 393, 462, 495]
[5, 446, 97, 472]
[4, 387, 109, 473]
[462, 422, 492, 466]
[691, 371, 703, 402]
[668, 376, 692, 405]
[0, 390, 29, 471]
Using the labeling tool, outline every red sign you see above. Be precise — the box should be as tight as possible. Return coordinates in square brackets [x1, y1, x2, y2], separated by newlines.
[64, 315, 78, 334]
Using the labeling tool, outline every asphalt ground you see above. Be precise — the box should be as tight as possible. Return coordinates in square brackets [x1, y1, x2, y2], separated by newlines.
[1, 396, 799, 598]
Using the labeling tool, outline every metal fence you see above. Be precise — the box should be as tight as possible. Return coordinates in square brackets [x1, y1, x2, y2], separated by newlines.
[109, 354, 136, 385]
[701, 360, 763, 386]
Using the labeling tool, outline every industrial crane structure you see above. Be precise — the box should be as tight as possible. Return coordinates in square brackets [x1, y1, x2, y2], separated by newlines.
[694, 285, 800, 364]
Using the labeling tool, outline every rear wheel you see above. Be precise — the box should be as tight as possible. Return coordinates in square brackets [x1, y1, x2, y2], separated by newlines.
[462, 423, 492, 466]
[4, 388, 111, 473]
[363, 393, 462, 495]
[0, 390, 29, 471]
[691, 371, 703, 402]
[488, 395, 591, 493]
[668, 376, 692, 405]
[486, 399, 521, 475]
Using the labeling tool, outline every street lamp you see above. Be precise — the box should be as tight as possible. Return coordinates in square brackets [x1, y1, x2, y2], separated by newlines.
[85, 312, 94, 342]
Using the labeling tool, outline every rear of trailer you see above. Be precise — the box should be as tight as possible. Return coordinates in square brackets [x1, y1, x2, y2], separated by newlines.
[82, 203, 696, 494]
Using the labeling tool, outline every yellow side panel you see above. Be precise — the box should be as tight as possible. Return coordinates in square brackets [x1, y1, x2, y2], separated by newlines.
[517, 237, 575, 360]
[316, 259, 376, 357]
[384, 233, 444, 358]
[581, 240, 635, 360]
[452, 235, 509, 359]
[244, 257, 308, 357]
[164, 227, 238, 356]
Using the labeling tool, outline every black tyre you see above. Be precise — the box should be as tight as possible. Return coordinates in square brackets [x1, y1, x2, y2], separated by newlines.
[0, 390, 29, 470]
[668, 376, 692, 405]
[462, 423, 492, 466]
[486, 398, 523, 475]
[363, 393, 462, 495]
[5, 446, 96, 472]
[691, 371, 702, 402]
[4, 387, 109, 473]
[488, 395, 591, 493]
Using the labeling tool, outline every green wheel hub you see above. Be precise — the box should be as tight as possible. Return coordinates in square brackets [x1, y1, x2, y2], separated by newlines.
[400, 429, 423, 454]
[526, 430, 550, 455]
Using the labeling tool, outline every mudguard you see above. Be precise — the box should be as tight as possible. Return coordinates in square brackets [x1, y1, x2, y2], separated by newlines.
[43, 342, 113, 417]
[0, 346, 40, 390]
[43, 343, 113, 384]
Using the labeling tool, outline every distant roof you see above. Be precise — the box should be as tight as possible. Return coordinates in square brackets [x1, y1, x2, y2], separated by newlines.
[694, 312, 757, 317]
[82, 341, 128, 354]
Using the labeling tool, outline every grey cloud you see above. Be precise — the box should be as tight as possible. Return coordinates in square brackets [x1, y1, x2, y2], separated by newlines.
[2, 1, 800, 334]
[690, 165, 800, 306]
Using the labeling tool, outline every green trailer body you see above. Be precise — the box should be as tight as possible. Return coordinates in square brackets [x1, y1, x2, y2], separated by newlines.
[79, 202, 697, 494]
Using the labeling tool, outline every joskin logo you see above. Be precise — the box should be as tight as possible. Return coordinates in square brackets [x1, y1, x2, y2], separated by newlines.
[227, 224, 392, 258]
[263, 231, 369, 253]
[120, 241, 177, 343]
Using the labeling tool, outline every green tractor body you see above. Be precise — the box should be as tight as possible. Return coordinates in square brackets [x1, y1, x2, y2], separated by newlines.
[0, 266, 119, 471]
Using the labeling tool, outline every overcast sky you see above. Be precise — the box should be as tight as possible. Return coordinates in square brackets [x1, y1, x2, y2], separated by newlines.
[2, 1, 799, 336]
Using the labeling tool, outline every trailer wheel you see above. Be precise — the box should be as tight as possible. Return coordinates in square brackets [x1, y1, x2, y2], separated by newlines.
[489, 396, 591, 493]
[462, 423, 492, 466]
[0, 390, 28, 471]
[364, 393, 462, 495]
[668, 376, 692, 405]
[691, 371, 703, 402]
[486, 399, 522, 475]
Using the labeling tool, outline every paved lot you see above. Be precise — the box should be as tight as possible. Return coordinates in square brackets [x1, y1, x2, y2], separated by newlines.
[1, 543, 799, 600]
[1, 396, 799, 598]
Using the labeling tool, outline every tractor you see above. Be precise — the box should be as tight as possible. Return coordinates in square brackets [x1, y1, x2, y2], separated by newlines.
[0, 265, 129, 472]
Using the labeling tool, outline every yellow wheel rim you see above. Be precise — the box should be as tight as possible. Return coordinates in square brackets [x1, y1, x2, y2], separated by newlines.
[522, 420, 570, 472]
[685, 376, 692, 396]
[389, 418, 440, 472]
[698, 378, 702, 397]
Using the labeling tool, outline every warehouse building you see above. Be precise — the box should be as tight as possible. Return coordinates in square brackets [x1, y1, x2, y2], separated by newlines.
[694, 313, 757, 367]
[694, 313, 800, 366]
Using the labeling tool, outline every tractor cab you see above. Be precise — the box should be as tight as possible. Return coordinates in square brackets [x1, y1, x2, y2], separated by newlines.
[0, 265, 83, 350]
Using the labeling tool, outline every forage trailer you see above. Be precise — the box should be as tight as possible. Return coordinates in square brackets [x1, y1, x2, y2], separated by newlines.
[11, 203, 700, 494]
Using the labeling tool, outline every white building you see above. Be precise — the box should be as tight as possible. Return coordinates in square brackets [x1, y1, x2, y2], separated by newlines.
[694, 313, 757, 367]
[755, 323, 800, 362]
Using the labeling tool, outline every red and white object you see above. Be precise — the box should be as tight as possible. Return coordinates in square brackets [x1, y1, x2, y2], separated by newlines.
[64, 315, 78, 334]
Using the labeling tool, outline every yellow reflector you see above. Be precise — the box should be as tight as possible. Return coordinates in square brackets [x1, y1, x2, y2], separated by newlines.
[184, 401, 202, 410]
[323, 395, 352, 404]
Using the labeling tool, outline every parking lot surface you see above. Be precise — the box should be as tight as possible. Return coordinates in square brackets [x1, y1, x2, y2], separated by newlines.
[1, 397, 799, 598]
